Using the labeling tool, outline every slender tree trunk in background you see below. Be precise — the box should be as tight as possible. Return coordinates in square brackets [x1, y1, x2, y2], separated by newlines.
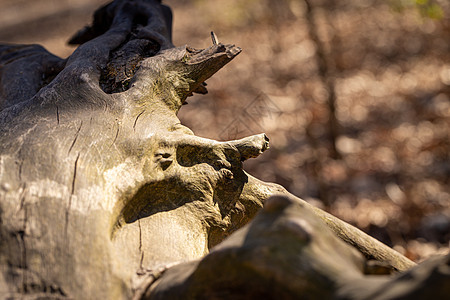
[305, 0, 341, 159]
[304, 0, 341, 160]
[0, 1, 447, 299]
[302, 0, 343, 207]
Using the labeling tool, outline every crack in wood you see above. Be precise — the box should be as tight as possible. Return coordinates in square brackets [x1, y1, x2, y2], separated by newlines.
[65, 153, 80, 234]
[138, 219, 144, 270]
[17, 206, 28, 292]
[18, 182, 26, 211]
[110, 125, 120, 148]
[133, 110, 145, 132]
[68, 122, 83, 155]
[18, 160, 23, 182]
[70, 153, 80, 196]
[56, 105, 60, 125]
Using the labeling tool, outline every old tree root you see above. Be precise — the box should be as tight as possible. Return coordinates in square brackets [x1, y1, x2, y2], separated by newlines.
[0, 0, 448, 299]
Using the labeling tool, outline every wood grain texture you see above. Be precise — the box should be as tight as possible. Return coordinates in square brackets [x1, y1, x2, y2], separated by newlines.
[2, 1, 445, 299]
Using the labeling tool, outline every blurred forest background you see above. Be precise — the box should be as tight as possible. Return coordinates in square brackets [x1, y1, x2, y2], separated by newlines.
[0, 0, 448, 262]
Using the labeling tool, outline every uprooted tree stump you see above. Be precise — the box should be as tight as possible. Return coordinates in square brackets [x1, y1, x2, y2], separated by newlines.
[0, 1, 448, 299]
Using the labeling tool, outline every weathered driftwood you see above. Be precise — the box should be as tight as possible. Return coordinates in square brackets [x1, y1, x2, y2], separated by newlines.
[1, 0, 447, 299]
[144, 195, 450, 300]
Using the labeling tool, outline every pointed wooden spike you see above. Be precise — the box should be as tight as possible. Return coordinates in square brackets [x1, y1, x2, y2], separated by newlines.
[211, 31, 219, 45]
